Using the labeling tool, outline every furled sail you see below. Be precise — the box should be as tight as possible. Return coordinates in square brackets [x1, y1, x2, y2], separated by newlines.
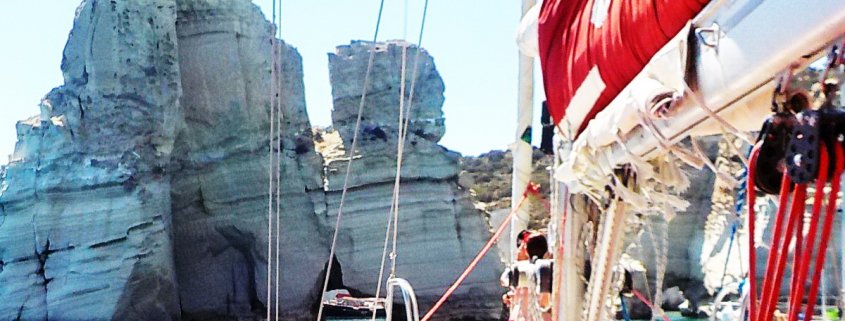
[538, 0, 708, 138]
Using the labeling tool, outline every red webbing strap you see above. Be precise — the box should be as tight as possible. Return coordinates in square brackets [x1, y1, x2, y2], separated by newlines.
[756, 172, 793, 321]
[419, 186, 537, 321]
[788, 144, 830, 321]
[747, 142, 763, 321]
[760, 182, 807, 321]
[631, 290, 671, 321]
[803, 143, 845, 319]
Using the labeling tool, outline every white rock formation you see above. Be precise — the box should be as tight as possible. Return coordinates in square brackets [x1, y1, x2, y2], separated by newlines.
[0, 0, 329, 320]
[320, 40, 504, 320]
[169, 1, 328, 319]
[0, 0, 183, 319]
[0, 3, 505, 321]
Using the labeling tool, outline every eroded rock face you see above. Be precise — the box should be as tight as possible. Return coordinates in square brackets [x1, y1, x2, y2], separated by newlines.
[0, 0, 182, 319]
[170, 0, 326, 319]
[0, 0, 327, 320]
[0, 3, 504, 320]
[320, 41, 503, 320]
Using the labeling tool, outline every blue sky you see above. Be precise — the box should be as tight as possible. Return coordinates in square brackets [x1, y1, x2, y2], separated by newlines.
[0, 0, 544, 163]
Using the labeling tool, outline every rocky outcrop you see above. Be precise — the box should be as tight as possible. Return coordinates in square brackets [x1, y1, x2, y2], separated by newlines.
[169, 1, 327, 319]
[0, 1, 183, 319]
[317, 40, 503, 320]
[0, 0, 327, 320]
[0, 2, 505, 320]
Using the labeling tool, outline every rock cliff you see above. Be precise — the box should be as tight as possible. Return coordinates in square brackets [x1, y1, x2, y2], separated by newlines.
[0, 0, 325, 319]
[316, 40, 503, 320]
[169, 1, 327, 319]
[0, 2, 503, 321]
[0, 0, 183, 319]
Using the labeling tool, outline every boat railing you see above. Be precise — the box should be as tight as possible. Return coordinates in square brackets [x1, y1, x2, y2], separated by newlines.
[384, 277, 420, 321]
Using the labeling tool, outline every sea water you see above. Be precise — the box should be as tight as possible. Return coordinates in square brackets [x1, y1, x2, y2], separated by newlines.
[326, 312, 700, 321]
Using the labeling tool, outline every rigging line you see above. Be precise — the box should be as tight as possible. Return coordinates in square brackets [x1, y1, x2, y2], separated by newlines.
[756, 172, 792, 321]
[787, 145, 830, 321]
[631, 290, 671, 321]
[266, 0, 277, 317]
[315, 1, 386, 321]
[420, 186, 536, 321]
[746, 142, 763, 321]
[803, 144, 844, 321]
[275, 2, 284, 319]
[372, 14, 412, 321]
[371, 1, 432, 316]
[389, 41, 409, 279]
[275, 54, 283, 321]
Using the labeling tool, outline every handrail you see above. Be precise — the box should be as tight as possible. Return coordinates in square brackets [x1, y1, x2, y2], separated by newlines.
[385, 277, 420, 321]
[710, 282, 742, 321]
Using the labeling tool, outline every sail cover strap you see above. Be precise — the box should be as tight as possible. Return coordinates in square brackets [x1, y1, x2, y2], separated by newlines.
[537, 0, 707, 138]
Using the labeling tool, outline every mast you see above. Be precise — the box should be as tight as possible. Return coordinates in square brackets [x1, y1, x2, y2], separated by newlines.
[512, 0, 536, 261]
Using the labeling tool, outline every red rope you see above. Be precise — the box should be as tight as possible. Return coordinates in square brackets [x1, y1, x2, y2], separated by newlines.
[747, 142, 763, 321]
[757, 171, 793, 321]
[631, 289, 671, 321]
[758, 181, 806, 321]
[789, 193, 804, 313]
[803, 143, 845, 319]
[419, 185, 539, 321]
[788, 144, 830, 321]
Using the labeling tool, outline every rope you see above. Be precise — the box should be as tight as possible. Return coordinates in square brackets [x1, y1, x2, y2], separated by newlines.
[756, 171, 792, 321]
[274, 27, 282, 319]
[315, 1, 386, 321]
[390, 0, 431, 276]
[718, 225, 737, 290]
[631, 289, 671, 321]
[266, 0, 280, 318]
[420, 185, 539, 321]
[720, 144, 751, 292]
[804, 143, 845, 320]
[681, 82, 755, 145]
[390, 38, 409, 278]
[370, 2, 431, 319]
[746, 142, 762, 321]
[788, 144, 830, 321]
[758, 182, 807, 321]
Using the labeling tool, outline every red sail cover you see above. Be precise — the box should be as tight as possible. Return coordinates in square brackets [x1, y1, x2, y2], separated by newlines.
[538, 0, 708, 137]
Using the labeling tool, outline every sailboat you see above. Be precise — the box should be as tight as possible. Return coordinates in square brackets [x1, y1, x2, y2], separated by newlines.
[509, 1, 845, 321]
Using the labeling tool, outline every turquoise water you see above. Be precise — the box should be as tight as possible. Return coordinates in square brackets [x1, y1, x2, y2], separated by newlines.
[326, 311, 700, 321]
[327, 312, 699, 321]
